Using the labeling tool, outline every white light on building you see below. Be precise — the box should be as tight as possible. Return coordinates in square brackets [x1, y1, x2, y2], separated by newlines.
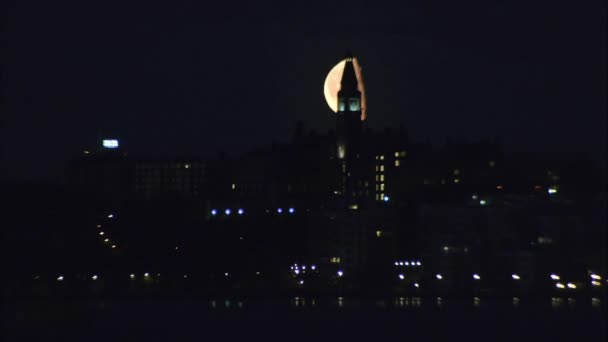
[591, 274, 601, 280]
[567, 283, 576, 289]
[398, 274, 404, 280]
[102, 139, 119, 149]
[512, 274, 521, 280]
[473, 274, 481, 280]
[337, 270, 344, 277]
[436, 274, 443, 280]
[550, 274, 560, 280]
[556, 283, 565, 289]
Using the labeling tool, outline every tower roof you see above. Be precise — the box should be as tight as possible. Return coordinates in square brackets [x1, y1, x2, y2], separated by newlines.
[340, 57, 359, 95]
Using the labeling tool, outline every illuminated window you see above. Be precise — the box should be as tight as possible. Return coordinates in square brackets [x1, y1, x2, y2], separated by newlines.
[231, 183, 236, 190]
[380, 175, 384, 182]
[184, 164, 190, 169]
[338, 99, 345, 111]
[380, 193, 385, 199]
[394, 152, 399, 157]
[376, 230, 383, 238]
[376, 184, 379, 191]
[380, 183, 385, 191]
[348, 98, 360, 111]
[400, 151, 407, 157]
[376, 175, 379, 181]
[380, 155, 385, 160]
[375, 155, 379, 160]
[375, 165, 379, 171]
[380, 165, 384, 172]
[454, 178, 460, 184]
[376, 194, 380, 201]
[395, 160, 400, 167]
[453, 169, 460, 175]
[330, 257, 341, 263]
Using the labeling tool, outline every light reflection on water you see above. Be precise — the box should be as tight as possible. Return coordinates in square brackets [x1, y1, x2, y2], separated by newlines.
[203, 297, 602, 310]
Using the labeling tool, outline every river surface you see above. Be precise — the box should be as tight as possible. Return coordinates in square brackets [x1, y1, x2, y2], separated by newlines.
[4, 297, 605, 341]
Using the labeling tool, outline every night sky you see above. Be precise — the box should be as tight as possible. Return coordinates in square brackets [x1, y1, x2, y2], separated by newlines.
[3, 0, 605, 181]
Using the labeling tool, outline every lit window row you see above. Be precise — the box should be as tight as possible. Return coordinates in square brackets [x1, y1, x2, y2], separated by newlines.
[394, 261, 422, 267]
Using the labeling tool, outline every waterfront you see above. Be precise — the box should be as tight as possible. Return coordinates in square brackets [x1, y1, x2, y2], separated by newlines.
[4, 297, 606, 341]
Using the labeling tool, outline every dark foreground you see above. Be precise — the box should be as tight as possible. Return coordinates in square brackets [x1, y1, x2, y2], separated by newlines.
[3, 297, 605, 341]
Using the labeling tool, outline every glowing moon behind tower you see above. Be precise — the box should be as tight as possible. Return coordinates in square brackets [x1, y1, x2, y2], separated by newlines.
[323, 57, 367, 121]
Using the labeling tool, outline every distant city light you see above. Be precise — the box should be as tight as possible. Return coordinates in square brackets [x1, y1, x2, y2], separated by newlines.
[394, 262, 399, 266]
[404, 262, 409, 266]
[416, 261, 421, 266]
[256, 272, 260, 275]
[496, 185, 503, 190]
[311, 265, 316, 270]
[102, 139, 119, 149]
[130, 274, 135, 279]
[83, 150, 90, 155]
[591, 281, 601, 286]
[383, 195, 390, 202]
[56, 276, 64, 281]
[183, 275, 188, 279]
[111, 245, 116, 249]
[512, 274, 521, 280]
[436, 274, 443, 280]
[591, 274, 601, 280]
[399, 262, 404, 266]
[144, 273, 150, 278]
[104, 238, 109, 243]
[547, 188, 557, 194]
[237, 208, 244, 215]
[479, 200, 487, 205]
[337, 270, 344, 277]
[299, 280, 304, 285]
[550, 274, 560, 280]
[107, 214, 114, 218]
[294, 269, 300, 275]
[473, 274, 481, 280]
[277, 208, 283, 214]
[288, 207, 295, 214]
[91, 275, 98, 280]
[472, 194, 478, 200]
[225, 209, 231, 215]
[567, 283, 576, 289]
[398, 274, 405, 280]
[556, 283, 565, 289]
[99, 231, 104, 236]
[211, 209, 217, 216]
[414, 283, 419, 288]
[224, 273, 229, 277]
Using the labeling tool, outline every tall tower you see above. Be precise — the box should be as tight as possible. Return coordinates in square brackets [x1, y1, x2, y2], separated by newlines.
[336, 54, 364, 202]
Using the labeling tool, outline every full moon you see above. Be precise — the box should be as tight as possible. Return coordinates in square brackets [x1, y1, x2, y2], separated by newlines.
[323, 58, 367, 121]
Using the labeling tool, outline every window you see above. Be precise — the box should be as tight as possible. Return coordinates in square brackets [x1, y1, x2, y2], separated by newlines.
[394, 152, 399, 157]
[400, 151, 407, 157]
[380, 183, 385, 191]
[338, 99, 345, 111]
[380, 175, 385, 182]
[380, 165, 385, 172]
[395, 160, 400, 167]
[453, 169, 460, 175]
[380, 155, 385, 160]
[348, 98, 360, 111]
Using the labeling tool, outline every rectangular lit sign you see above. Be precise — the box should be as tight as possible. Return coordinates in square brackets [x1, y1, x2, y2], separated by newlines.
[102, 139, 119, 148]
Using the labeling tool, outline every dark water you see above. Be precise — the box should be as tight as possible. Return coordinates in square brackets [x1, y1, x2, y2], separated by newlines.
[4, 297, 606, 341]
